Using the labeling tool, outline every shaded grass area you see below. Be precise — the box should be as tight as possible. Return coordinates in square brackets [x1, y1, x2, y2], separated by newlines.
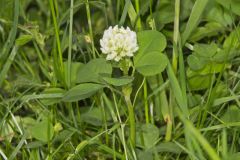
[1, 0, 240, 159]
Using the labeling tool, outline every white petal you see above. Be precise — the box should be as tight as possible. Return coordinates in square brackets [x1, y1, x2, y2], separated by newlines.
[100, 25, 138, 61]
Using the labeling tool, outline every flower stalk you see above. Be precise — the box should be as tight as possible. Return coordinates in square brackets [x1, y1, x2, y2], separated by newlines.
[100, 25, 139, 148]
[121, 60, 136, 147]
[122, 84, 135, 148]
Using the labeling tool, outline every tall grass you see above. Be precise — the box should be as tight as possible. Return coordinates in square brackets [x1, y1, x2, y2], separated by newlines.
[1, 0, 240, 160]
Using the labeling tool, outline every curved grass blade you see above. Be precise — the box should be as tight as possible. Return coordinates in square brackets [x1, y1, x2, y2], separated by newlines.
[182, 0, 209, 44]
[0, 0, 19, 63]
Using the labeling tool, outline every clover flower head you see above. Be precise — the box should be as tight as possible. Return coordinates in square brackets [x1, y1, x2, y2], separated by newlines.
[100, 25, 139, 62]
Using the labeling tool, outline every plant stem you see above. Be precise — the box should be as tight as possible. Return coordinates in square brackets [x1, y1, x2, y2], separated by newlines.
[172, 0, 180, 73]
[149, 0, 153, 17]
[165, 114, 172, 141]
[85, 0, 96, 59]
[143, 79, 149, 124]
[122, 86, 136, 148]
[116, 0, 120, 22]
[67, 0, 74, 88]
[165, 0, 181, 142]
[53, 0, 59, 18]
[49, 0, 65, 86]
[159, 76, 172, 141]
[135, 0, 142, 30]
[111, 92, 129, 160]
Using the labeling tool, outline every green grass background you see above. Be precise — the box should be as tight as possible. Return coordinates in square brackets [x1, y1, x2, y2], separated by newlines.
[1, 0, 240, 159]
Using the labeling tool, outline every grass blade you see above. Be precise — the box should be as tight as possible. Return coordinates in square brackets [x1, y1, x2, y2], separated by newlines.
[0, 147, 7, 160]
[167, 61, 189, 117]
[178, 109, 221, 160]
[67, 0, 74, 88]
[49, 0, 65, 85]
[182, 0, 209, 44]
[0, 0, 19, 63]
[0, 46, 18, 87]
[9, 134, 27, 160]
[85, 0, 96, 58]
[185, 120, 221, 160]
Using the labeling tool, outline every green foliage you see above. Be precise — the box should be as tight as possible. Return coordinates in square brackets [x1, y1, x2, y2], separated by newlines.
[136, 30, 167, 54]
[64, 62, 83, 85]
[76, 58, 112, 84]
[186, 41, 235, 90]
[29, 119, 54, 143]
[80, 106, 112, 126]
[134, 30, 168, 76]
[40, 88, 66, 105]
[221, 105, 240, 123]
[136, 123, 159, 149]
[1, 0, 240, 159]
[0, 0, 14, 21]
[215, 0, 240, 16]
[182, 0, 209, 44]
[135, 51, 168, 76]
[100, 75, 134, 86]
[62, 83, 104, 102]
[16, 35, 33, 46]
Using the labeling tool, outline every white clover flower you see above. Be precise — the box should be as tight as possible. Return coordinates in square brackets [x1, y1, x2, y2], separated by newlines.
[100, 25, 139, 62]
